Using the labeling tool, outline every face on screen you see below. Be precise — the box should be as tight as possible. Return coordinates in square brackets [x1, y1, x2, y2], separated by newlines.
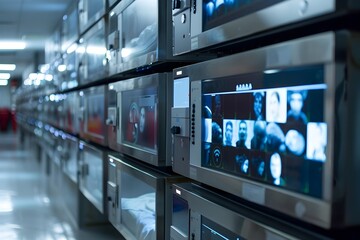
[201, 65, 326, 198]
[121, 87, 157, 153]
[253, 92, 264, 120]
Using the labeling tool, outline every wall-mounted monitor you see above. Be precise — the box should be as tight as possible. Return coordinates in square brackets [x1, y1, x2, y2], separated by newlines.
[171, 31, 360, 229]
[107, 73, 173, 166]
[171, 182, 329, 240]
[173, 0, 359, 55]
[106, 0, 197, 77]
[79, 85, 108, 146]
[79, 141, 108, 214]
[78, 19, 108, 86]
[107, 154, 186, 240]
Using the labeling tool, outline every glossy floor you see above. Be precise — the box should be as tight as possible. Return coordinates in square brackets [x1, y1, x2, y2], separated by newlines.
[0, 132, 124, 240]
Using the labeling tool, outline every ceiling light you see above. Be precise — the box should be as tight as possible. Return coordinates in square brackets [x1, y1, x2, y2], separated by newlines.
[264, 69, 280, 74]
[0, 80, 8, 86]
[0, 73, 10, 79]
[0, 64, 16, 71]
[57, 65, 66, 72]
[0, 41, 26, 50]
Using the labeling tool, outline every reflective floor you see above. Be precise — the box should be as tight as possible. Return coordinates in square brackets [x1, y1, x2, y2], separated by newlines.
[0, 132, 123, 240]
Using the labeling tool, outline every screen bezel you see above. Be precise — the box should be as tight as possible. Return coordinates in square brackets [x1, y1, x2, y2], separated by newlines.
[182, 32, 336, 228]
[175, 0, 335, 54]
[172, 183, 301, 240]
[109, 154, 166, 240]
[114, 73, 172, 166]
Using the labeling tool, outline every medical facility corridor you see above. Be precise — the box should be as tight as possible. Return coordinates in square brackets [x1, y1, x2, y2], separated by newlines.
[0, 133, 122, 240]
[0, 1, 360, 239]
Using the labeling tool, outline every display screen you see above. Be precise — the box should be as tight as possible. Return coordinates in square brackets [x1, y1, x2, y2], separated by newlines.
[86, 94, 105, 136]
[121, 87, 158, 154]
[202, 216, 243, 240]
[121, 0, 158, 60]
[202, 65, 326, 198]
[203, 0, 284, 32]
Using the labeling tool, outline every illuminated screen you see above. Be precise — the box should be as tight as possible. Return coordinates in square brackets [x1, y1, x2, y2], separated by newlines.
[201, 216, 243, 240]
[86, 94, 105, 136]
[121, 87, 158, 154]
[202, 65, 326, 198]
[203, 0, 284, 31]
[121, 0, 158, 60]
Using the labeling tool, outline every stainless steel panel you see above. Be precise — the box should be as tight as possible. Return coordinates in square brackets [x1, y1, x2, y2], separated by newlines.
[172, 183, 305, 240]
[79, 0, 106, 34]
[62, 134, 79, 183]
[172, 32, 354, 228]
[118, 0, 159, 73]
[78, 19, 108, 85]
[80, 85, 108, 146]
[195, 0, 335, 51]
[113, 73, 173, 166]
[173, 0, 337, 55]
[79, 142, 107, 214]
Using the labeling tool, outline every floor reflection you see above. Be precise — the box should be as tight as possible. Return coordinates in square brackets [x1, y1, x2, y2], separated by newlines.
[0, 132, 123, 240]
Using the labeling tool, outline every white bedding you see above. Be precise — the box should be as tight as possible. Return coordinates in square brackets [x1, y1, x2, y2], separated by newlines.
[121, 192, 156, 240]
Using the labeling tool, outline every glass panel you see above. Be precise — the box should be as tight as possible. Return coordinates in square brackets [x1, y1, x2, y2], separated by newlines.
[201, 216, 244, 240]
[120, 87, 158, 154]
[86, 31, 107, 80]
[83, 150, 103, 203]
[88, 0, 104, 20]
[203, 0, 284, 31]
[64, 138, 78, 182]
[120, 170, 156, 240]
[202, 65, 326, 198]
[172, 194, 189, 236]
[121, 0, 158, 61]
[86, 93, 105, 137]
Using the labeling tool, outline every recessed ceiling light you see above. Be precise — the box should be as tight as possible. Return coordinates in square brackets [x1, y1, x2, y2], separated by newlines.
[0, 80, 8, 86]
[0, 64, 16, 71]
[0, 41, 26, 50]
[0, 73, 10, 79]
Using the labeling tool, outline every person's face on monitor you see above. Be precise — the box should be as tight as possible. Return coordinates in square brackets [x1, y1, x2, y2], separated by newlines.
[238, 121, 247, 141]
[285, 129, 305, 156]
[270, 153, 282, 180]
[139, 107, 145, 133]
[289, 92, 303, 116]
[253, 94, 263, 118]
[225, 122, 233, 144]
[269, 92, 280, 120]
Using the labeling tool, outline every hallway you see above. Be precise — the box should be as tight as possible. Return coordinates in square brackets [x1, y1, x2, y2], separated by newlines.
[0, 133, 121, 240]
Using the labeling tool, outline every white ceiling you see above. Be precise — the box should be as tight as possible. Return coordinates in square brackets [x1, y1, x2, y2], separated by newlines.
[0, 0, 73, 80]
